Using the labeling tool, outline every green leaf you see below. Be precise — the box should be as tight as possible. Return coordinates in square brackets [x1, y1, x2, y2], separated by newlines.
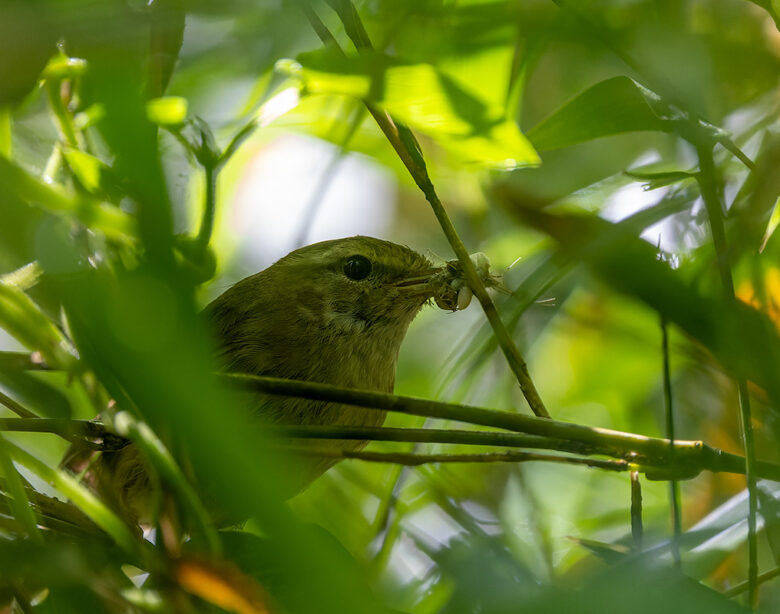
[42, 55, 87, 80]
[73, 104, 105, 131]
[0, 2, 58, 106]
[681, 481, 780, 579]
[624, 169, 697, 191]
[147, 0, 185, 97]
[0, 434, 43, 542]
[2, 437, 138, 554]
[0, 368, 73, 419]
[280, 50, 539, 169]
[760, 195, 780, 252]
[0, 155, 135, 241]
[515, 208, 780, 409]
[146, 96, 188, 127]
[0, 108, 10, 157]
[62, 148, 124, 203]
[0, 280, 76, 371]
[526, 76, 672, 151]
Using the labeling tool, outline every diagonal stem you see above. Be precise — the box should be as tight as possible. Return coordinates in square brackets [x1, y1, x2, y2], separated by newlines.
[319, 0, 550, 418]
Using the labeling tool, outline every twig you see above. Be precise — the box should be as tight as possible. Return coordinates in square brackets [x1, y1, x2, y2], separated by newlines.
[45, 78, 81, 150]
[276, 424, 585, 452]
[661, 317, 682, 567]
[696, 140, 759, 607]
[0, 417, 124, 449]
[630, 470, 643, 551]
[196, 164, 218, 252]
[225, 373, 780, 481]
[284, 447, 630, 470]
[724, 566, 780, 598]
[0, 391, 37, 419]
[5, 392, 780, 484]
[313, 0, 550, 419]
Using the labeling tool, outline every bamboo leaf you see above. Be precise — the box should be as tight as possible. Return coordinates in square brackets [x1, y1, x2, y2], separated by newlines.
[760, 196, 780, 252]
[62, 148, 124, 203]
[526, 77, 672, 151]
[0, 156, 136, 241]
[0, 280, 76, 371]
[279, 50, 539, 169]
[681, 481, 780, 579]
[514, 207, 780, 409]
[0, 434, 42, 541]
[2, 438, 138, 554]
[147, 0, 185, 97]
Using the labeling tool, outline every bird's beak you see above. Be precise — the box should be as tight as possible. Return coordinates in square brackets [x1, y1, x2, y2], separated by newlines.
[393, 268, 442, 298]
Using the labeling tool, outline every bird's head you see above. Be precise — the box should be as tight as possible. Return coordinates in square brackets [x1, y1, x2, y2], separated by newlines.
[270, 235, 439, 337]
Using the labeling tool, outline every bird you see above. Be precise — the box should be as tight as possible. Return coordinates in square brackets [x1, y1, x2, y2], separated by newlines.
[90, 235, 476, 524]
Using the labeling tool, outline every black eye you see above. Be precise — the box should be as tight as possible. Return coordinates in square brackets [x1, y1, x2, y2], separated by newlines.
[343, 255, 372, 280]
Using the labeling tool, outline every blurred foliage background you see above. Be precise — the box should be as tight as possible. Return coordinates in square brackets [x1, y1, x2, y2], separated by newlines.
[1, 0, 780, 612]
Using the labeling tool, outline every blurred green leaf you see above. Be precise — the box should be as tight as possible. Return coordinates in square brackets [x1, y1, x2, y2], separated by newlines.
[0, 538, 130, 610]
[0, 433, 42, 542]
[0, 279, 75, 371]
[513, 207, 780, 409]
[62, 148, 124, 203]
[0, 1, 57, 106]
[0, 108, 10, 157]
[0, 368, 72, 418]
[73, 103, 106, 131]
[146, 96, 189, 127]
[681, 481, 780, 579]
[526, 561, 746, 614]
[3, 437, 139, 554]
[220, 529, 387, 614]
[624, 169, 697, 191]
[759, 196, 780, 253]
[282, 49, 540, 169]
[526, 77, 672, 151]
[147, 0, 185, 97]
[42, 55, 87, 80]
[0, 156, 136, 242]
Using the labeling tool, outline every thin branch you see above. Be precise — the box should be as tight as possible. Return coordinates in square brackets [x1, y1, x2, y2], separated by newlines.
[630, 470, 643, 551]
[724, 566, 780, 598]
[0, 417, 123, 449]
[216, 118, 258, 169]
[224, 373, 780, 481]
[283, 447, 630, 470]
[196, 164, 218, 252]
[662, 317, 683, 568]
[0, 390, 37, 419]
[312, 0, 550, 419]
[696, 140, 759, 607]
[277, 424, 581, 451]
[5, 387, 780, 483]
[45, 78, 80, 150]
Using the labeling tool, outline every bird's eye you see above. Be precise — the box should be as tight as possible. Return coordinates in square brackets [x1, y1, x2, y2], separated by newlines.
[343, 255, 372, 280]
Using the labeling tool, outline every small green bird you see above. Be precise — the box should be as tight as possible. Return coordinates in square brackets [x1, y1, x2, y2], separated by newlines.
[91, 236, 488, 523]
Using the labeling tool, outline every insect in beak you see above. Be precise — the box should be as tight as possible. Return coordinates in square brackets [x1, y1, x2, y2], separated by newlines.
[393, 269, 440, 299]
